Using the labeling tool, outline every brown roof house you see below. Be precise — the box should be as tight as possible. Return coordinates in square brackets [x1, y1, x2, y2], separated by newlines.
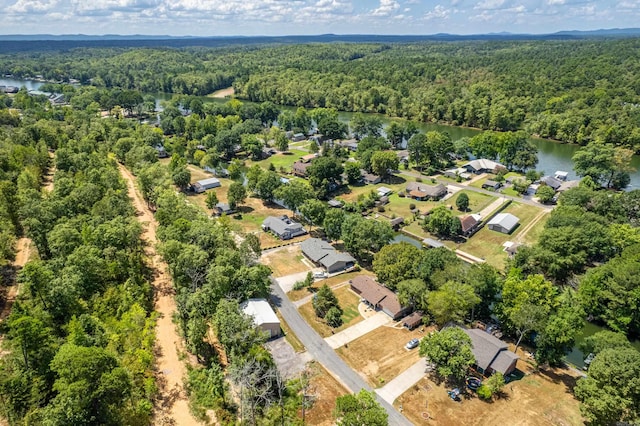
[459, 214, 482, 236]
[463, 328, 519, 376]
[292, 160, 313, 177]
[350, 275, 411, 320]
[402, 312, 423, 330]
[406, 182, 447, 201]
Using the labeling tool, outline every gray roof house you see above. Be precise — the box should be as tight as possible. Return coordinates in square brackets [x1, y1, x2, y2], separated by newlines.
[214, 203, 236, 216]
[463, 328, 519, 375]
[487, 213, 520, 234]
[482, 180, 502, 190]
[406, 182, 447, 200]
[240, 299, 281, 338]
[301, 238, 355, 273]
[463, 159, 505, 174]
[193, 177, 221, 193]
[540, 175, 563, 191]
[361, 171, 381, 185]
[262, 215, 307, 240]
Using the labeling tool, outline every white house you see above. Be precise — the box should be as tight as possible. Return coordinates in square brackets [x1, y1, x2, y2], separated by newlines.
[240, 299, 281, 338]
[193, 177, 221, 193]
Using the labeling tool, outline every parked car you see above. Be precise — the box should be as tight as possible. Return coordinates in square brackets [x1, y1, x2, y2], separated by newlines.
[313, 271, 328, 279]
[405, 338, 419, 350]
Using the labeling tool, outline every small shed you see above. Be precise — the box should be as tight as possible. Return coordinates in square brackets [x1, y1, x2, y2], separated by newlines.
[487, 213, 520, 234]
[377, 186, 393, 197]
[214, 203, 236, 216]
[390, 217, 405, 230]
[362, 172, 381, 185]
[240, 299, 281, 338]
[193, 177, 221, 193]
[401, 312, 423, 330]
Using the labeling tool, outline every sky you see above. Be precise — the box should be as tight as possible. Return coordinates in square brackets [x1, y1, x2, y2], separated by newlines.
[0, 0, 636, 36]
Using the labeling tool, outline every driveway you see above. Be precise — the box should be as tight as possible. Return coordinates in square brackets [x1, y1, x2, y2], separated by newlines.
[269, 278, 412, 426]
[376, 358, 427, 404]
[274, 270, 318, 293]
[324, 311, 391, 349]
[265, 337, 312, 380]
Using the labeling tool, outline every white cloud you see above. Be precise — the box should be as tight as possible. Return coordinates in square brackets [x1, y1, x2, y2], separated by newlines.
[371, 0, 400, 16]
[8, 0, 59, 14]
[424, 4, 450, 19]
[474, 0, 505, 9]
[546, 0, 565, 4]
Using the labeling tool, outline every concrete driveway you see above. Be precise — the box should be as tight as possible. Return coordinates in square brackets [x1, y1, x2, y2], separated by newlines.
[376, 358, 426, 404]
[324, 311, 391, 349]
[275, 270, 318, 293]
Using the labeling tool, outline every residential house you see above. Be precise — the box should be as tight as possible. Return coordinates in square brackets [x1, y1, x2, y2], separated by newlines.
[361, 171, 381, 185]
[406, 182, 447, 201]
[214, 203, 236, 216]
[262, 215, 307, 240]
[540, 175, 563, 191]
[396, 150, 410, 163]
[193, 177, 221, 193]
[482, 180, 502, 191]
[350, 275, 411, 320]
[292, 133, 306, 142]
[240, 299, 281, 338]
[377, 187, 393, 197]
[261, 147, 276, 159]
[301, 153, 318, 163]
[487, 213, 520, 234]
[300, 238, 356, 273]
[459, 214, 481, 236]
[390, 217, 405, 230]
[292, 160, 313, 177]
[463, 328, 519, 376]
[154, 145, 168, 158]
[463, 159, 505, 174]
[443, 167, 472, 180]
[375, 196, 389, 207]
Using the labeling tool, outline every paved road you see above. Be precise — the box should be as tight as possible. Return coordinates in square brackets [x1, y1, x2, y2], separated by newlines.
[376, 358, 426, 404]
[270, 278, 412, 426]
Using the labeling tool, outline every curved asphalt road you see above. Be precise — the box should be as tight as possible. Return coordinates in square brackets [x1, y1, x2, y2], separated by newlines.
[270, 278, 413, 426]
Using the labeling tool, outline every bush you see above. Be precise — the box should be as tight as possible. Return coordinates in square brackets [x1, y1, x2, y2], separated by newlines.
[293, 280, 306, 290]
[399, 192, 406, 198]
[477, 385, 492, 400]
[377, 206, 385, 212]
[409, 203, 416, 210]
[416, 177, 423, 183]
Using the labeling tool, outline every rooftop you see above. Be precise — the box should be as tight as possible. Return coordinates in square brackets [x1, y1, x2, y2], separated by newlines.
[240, 298, 280, 326]
[488, 213, 520, 231]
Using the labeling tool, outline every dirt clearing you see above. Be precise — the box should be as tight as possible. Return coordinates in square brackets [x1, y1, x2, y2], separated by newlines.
[118, 164, 201, 426]
[208, 87, 235, 98]
[303, 361, 348, 426]
[337, 325, 429, 388]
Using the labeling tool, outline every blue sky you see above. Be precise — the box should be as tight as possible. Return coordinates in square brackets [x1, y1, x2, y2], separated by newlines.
[0, 0, 635, 36]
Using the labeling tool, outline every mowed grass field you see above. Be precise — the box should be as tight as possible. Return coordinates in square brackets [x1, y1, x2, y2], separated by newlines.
[456, 202, 545, 268]
[298, 286, 364, 338]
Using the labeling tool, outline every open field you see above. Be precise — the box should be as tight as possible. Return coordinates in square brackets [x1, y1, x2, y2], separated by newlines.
[453, 190, 496, 215]
[336, 326, 430, 388]
[395, 364, 584, 426]
[208, 87, 234, 98]
[520, 211, 550, 245]
[246, 149, 308, 170]
[287, 271, 374, 302]
[304, 361, 348, 426]
[261, 245, 311, 278]
[456, 202, 544, 268]
[298, 286, 364, 338]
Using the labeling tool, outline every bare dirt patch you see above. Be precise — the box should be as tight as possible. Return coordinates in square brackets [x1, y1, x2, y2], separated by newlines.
[208, 87, 235, 98]
[0, 238, 32, 354]
[118, 164, 202, 426]
[396, 364, 583, 426]
[336, 325, 430, 388]
[260, 245, 310, 277]
[303, 361, 348, 426]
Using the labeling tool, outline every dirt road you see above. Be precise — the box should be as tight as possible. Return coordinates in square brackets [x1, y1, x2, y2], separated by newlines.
[118, 164, 201, 426]
[0, 238, 31, 325]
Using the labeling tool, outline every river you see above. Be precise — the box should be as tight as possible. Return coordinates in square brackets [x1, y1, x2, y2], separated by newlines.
[6, 76, 640, 364]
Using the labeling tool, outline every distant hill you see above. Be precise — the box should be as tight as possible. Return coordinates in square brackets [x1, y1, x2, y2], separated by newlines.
[1, 29, 639, 53]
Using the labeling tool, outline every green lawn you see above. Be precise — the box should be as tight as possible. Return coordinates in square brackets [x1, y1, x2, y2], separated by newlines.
[452, 190, 496, 215]
[456, 202, 545, 268]
[246, 149, 308, 171]
[298, 286, 364, 338]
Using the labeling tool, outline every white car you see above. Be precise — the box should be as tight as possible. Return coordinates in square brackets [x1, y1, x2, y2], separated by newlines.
[313, 271, 328, 279]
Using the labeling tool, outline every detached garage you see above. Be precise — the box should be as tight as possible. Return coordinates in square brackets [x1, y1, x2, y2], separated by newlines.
[240, 299, 281, 338]
[193, 177, 221, 193]
[487, 213, 520, 234]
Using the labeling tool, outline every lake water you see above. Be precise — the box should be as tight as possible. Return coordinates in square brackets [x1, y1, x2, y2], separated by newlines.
[565, 322, 640, 368]
[0, 76, 46, 91]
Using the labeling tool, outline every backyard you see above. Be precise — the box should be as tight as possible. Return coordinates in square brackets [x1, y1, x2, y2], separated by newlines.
[298, 286, 364, 338]
[287, 271, 374, 302]
[395, 364, 583, 426]
[261, 245, 312, 278]
[336, 325, 430, 388]
[303, 361, 348, 426]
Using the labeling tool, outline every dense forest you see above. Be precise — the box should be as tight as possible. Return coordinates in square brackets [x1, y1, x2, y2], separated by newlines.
[2, 39, 640, 150]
